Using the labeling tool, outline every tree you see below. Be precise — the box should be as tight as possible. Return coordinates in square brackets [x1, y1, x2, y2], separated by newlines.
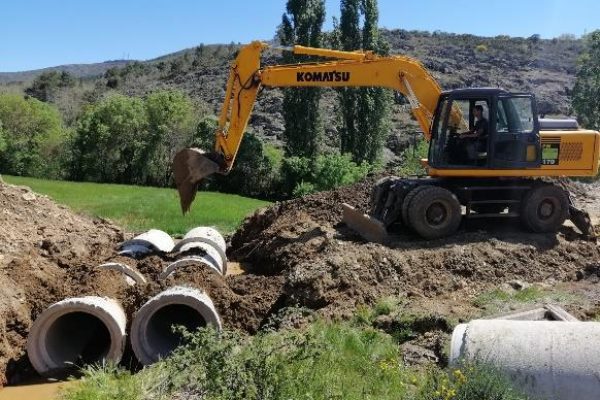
[192, 116, 280, 198]
[279, 0, 326, 159]
[572, 30, 600, 130]
[143, 90, 196, 186]
[337, 0, 391, 163]
[25, 70, 76, 102]
[70, 94, 148, 183]
[0, 94, 66, 177]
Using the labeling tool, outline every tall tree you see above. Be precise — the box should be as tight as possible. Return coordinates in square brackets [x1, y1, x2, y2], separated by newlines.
[338, 0, 391, 163]
[279, 0, 326, 159]
[572, 30, 600, 130]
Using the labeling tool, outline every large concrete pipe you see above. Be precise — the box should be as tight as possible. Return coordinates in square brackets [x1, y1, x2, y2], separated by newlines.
[131, 286, 221, 365]
[27, 296, 126, 377]
[172, 227, 227, 273]
[450, 320, 600, 400]
[120, 229, 175, 257]
[98, 262, 147, 286]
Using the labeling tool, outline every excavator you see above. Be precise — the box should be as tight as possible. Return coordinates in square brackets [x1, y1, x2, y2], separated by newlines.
[173, 41, 599, 241]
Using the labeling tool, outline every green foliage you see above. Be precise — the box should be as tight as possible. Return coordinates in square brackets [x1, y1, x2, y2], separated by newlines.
[59, 364, 144, 400]
[572, 30, 600, 131]
[3, 175, 269, 234]
[337, 0, 392, 164]
[69, 93, 148, 183]
[70, 90, 196, 186]
[193, 116, 281, 199]
[282, 152, 370, 197]
[0, 93, 66, 178]
[475, 44, 488, 52]
[25, 70, 76, 102]
[397, 139, 429, 176]
[418, 365, 527, 400]
[0, 121, 6, 153]
[61, 319, 529, 400]
[279, 0, 326, 159]
[142, 90, 195, 186]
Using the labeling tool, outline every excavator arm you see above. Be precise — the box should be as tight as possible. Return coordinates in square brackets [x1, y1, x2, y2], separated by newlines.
[173, 40, 448, 212]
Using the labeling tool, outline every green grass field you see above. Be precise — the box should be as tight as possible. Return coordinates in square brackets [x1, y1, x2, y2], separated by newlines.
[3, 176, 270, 235]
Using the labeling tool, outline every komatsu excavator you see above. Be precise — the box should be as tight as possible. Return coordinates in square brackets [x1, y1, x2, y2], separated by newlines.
[173, 41, 599, 240]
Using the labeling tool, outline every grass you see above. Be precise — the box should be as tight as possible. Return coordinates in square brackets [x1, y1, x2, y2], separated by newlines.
[60, 321, 528, 400]
[2, 175, 270, 235]
[474, 286, 578, 315]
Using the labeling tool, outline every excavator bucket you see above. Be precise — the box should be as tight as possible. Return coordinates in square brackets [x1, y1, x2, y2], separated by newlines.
[173, 148, 221, 214]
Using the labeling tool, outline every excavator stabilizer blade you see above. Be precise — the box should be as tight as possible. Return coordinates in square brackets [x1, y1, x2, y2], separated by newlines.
[342, 203, 389, 244]
[569, 205, 597, 241]
[173, 148, 221, 214]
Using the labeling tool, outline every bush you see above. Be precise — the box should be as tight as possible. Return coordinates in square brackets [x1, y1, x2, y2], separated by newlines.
[397, 139, 429, 177]
[282, 152, 371, 197]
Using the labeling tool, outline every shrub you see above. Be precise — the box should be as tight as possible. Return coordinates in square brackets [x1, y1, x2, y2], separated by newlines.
[397, 139, 429, 177]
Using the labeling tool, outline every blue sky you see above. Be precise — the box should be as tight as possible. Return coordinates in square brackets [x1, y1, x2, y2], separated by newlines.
[1, 0, 598, 72]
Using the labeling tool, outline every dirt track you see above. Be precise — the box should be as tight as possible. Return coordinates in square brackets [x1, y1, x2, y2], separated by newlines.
[1, 175, 599, 384]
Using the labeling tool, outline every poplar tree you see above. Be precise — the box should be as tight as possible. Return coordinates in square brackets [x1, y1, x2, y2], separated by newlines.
[279, 0, 326, 159]
[338, 0, 391, 163]
[572, 30, 600, 131]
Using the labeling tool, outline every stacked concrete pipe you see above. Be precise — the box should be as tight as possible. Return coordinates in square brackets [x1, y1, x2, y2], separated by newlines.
[27, 296, 126, 376]
[450, 320, 600, 400]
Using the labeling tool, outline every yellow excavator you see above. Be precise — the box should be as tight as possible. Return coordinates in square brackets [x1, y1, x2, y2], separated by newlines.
[173, 41, 599, 240]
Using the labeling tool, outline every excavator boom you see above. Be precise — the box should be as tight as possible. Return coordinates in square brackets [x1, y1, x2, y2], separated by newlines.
[173, 41, 448, 212]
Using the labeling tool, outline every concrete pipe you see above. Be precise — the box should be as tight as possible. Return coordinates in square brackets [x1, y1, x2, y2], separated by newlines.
[120, 229, 175, 257]
[98, 262, 147, 286]
[172, 227, 227, 272]
[450, 320, 600, 400]
[27, 296, 126, 377]
[131, 286, 221, 365]
[160, 256, 223, 280]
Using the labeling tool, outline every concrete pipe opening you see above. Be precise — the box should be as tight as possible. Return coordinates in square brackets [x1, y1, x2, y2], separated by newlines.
[27, 297, 126, 377]
[131, 287, 221, 365]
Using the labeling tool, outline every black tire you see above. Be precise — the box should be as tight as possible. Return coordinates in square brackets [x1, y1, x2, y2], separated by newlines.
[470, 204, 506, 214]
[520, 185, 569, 233]
[401, 185, 431, 227]
[408, 186, 462, 239]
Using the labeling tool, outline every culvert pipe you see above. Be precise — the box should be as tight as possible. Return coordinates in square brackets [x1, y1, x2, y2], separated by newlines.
[172, 227, 227, 272]
[131, 286, 221, 365]
[450, 320, 600, 400]
[27, 296, 126, 377]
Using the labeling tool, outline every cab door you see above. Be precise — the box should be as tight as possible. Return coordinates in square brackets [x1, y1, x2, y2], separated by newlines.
[490, 94, 541, 168]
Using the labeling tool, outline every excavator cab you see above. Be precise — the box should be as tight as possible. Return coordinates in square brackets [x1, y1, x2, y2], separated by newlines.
[429, 88, 541, 170]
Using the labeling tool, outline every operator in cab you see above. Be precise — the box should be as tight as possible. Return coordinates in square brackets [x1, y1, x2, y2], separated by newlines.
[461, 104, 488, 162]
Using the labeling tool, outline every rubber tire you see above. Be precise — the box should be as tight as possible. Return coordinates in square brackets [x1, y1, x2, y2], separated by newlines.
[520, 185, 569, 233]
[471, 204, 506, 214]
[401, 185, 431, 227]
[407, 186, 462, 239]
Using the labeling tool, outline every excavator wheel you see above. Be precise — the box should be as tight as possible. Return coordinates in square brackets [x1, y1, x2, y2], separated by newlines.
[407, 186, 462, 239]
[520, 184, 569, 233]
[401, 185, 431, 227]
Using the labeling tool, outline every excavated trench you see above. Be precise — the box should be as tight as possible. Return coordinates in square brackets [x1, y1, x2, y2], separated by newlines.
[2, 177, 600, 385]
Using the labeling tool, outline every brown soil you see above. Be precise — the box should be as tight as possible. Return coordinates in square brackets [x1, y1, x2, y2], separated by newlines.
[2, 175, 600, 384]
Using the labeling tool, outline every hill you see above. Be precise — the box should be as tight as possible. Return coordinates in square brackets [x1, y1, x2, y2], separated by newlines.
[0, 30, 584, 159]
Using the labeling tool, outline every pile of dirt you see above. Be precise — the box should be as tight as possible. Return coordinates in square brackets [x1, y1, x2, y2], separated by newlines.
[229, 176, 600, 321]
[0, 181, 127, 385]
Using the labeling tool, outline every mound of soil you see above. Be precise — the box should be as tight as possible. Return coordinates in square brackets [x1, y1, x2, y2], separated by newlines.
[0, 180, 127, 385]
[230, 176, 600, 320]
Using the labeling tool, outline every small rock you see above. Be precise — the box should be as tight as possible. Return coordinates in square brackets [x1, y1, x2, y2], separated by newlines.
[506, 280, 531, 291]
[22, 192, 36, 201]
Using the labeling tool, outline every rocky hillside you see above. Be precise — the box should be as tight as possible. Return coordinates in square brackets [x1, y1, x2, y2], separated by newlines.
[0, 30, 583, 156]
